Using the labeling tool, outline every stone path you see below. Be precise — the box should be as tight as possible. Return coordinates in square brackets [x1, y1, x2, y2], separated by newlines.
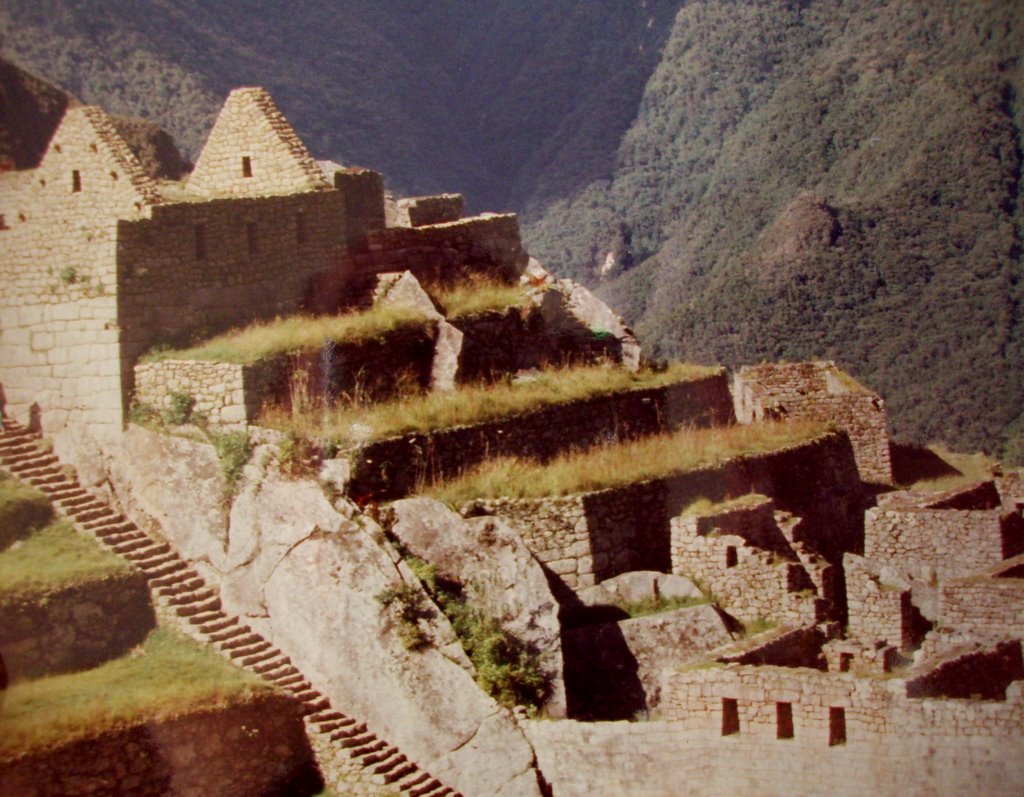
[0, 419, 459, 797]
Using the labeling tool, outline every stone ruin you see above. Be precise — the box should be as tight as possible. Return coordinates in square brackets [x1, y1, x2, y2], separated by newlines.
[1, 85, 1022, 797]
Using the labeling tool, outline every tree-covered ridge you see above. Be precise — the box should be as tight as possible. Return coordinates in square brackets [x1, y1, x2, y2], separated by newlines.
[524, 0, 1024, 460]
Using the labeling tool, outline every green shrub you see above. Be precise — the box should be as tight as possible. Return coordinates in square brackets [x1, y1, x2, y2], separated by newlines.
[375, 583, 434, 651]
[162, 392, 196, 425]
[210, 431, 251, 495]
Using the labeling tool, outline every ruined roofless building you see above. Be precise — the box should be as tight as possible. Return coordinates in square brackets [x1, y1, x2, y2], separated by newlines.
[0, 87, 521, 440]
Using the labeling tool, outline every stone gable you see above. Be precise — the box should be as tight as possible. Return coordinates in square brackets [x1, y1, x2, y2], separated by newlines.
[187, 87, 330, 197]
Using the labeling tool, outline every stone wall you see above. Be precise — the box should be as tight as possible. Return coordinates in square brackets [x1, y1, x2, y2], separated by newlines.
[348, 371, 735, 501]
[525, 673, 1024, 797]
[332, 168, 386, 248]
[843, 553, 913, 649]
[940, 569, 1024, 637]
[670, 511, 823, 626]
[864, 504, 1015, 580]
[0, 570, 155, 682]
[396, 193, 464, 227]
[0, 694, 322, 797]
[475, 431, 862, 595]
[734, 362, 893, 485]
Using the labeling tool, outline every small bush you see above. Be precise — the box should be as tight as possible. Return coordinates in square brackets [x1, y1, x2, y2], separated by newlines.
[375, 583, 434, 651]
[162, 392, 196, 425]
[210, 431, 251, 495]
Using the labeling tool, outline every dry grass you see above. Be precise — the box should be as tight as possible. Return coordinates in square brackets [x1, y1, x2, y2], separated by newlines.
[677, 492, 768, 519]
[141, 306, 432, 364]
[262, 361, 719, 446]
[0, 520, 131, 597]
[427, 276, 530, 318]
[0, 628, 269, 759]
[901, 444, 997, 493]
[425, 420, 826, 505]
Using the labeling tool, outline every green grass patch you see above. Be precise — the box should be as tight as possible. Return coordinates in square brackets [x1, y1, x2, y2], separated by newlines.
[0, 474, 53, 550]
[0, 628, 269, 759]
[615, 594, 710, 619]
[140, 306, 432, 365]
[0, 520, 131, 597]
[263, 361, 719, 447]
[901, 444, 997, 493]
[425, 420, 826, 504]
[427, 276, 530, 318]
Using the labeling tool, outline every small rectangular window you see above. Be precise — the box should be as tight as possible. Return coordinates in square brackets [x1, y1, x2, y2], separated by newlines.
[295, 212, 307, 245]
[829, 707, 846, 746]
[72, 170, 82, 192]
[839, 652, 853, 673]
[195, 224, 207, 260]
[0, 214, 8, 231]
[242, 156, 252, 178]
[247, 222, 259, 255]
[776, 702, 794, 739]
[721, 698, 739, 736]
[725, 545, 738, 568]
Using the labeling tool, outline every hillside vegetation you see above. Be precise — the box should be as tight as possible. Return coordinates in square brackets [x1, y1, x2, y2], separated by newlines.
[524, 0, 1024, 461]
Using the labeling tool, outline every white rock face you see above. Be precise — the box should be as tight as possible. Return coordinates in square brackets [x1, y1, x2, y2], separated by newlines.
[63, 426, 544, 797]
[387, 497, 567, 716]
[372, 270, 442, 319]
[576, 571, 704, 607]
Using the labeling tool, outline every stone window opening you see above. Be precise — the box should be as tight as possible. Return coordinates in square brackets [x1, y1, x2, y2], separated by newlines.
[0, 214, 8, 230]
[725, 545, 738, 568]
[246, 222, 259, 255]
[242, 156, 253, 178]
[721, 698, 739, 736]
[839, 652, 853, 672]
[829, 707, 846, 746]
[296, 212, 307, 245]
[776, 702, 794, 739]
[195, 224, 207, 260]
[72, 170, 82, 193]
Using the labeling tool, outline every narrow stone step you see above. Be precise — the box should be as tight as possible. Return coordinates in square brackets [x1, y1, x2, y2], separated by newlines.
[351, 739, 389, 759]
[133, 551, 181, 570]
[228, 641, 272, 658]
[199, 617, 242, 636]
[144, 560, 190, 580]
[339, 732, 377, 749]
[25, 472, 64, 487]
[111, 537, 155, 555]
[54, 493, 98, 509]
[217, 633, 262, 652]
[74, 507, 118, 524]
[148, 569, 196, 589]
[273, 673, 308, 689]
[155, 577, 205, 598]
[409, 778, 447, 797]
[329, 724, 369, 743]
[307, 709, 347, 725]
[252, 655, 291, 674]
[12, 461, 60, 477]
[314, 717, 357, 735]
[395, 771, 431, 791]
[82, 513, 127, 530]
[379, 760, 416, 784]
[262, 663, 300, 681]
[186, 609, 224, 626]
[92, 523, 139, 540]
[122, 542, 171, 560]
[238, 648, 280, 667]
[177, 598, 222, 619]
[204, 622, 248, 639]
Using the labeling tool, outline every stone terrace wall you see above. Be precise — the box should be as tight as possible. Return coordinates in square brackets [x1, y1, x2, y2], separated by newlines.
[0, 694, 322, 797]
[525, 671, 1024, 797]
[864, 505, 1014, 580]
[475, 432, 863, 595]
[0, 570, 155, 682]
[844, 553, 913, 649]
[134, 358, 282, 427]
[941, 572, 1024, 638]
[734, 362, 893, 485]
[670, 514, 822, 626]
[116, 190, 348, 370]
[348, 371, 735, 501]
[396, 194, 465, 227]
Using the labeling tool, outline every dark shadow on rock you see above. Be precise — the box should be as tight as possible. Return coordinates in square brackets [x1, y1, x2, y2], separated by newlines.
[561, 620, 646, 721]
[890, 442, 960, 486]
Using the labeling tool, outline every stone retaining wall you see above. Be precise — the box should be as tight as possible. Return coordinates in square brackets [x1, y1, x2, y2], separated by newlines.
[0, 570, 155, 682]
[348, 371, 735, 501]
[864, 505, 1016, 580]
[940, 574, 1024, 637]
[472, 432, 863, 594]
[396, 194, 465, 227]
[843, 554, 913, 649]
[0, 694, 321, 797]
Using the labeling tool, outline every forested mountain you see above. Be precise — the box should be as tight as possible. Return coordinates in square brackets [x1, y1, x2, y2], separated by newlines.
[2, 1, 1021, 460]
[525, 0, 1024, 460]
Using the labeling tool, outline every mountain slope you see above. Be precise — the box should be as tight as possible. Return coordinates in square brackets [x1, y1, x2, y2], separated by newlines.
[524, 0, 1024, 458]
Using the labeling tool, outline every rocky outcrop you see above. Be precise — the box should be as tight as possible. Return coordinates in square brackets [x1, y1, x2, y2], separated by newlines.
[66, 424, 544, 797]
[386, 497, 566, 716]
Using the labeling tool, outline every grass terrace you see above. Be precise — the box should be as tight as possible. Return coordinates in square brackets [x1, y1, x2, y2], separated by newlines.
[0, 474, 53, 549]
[0, 519, 132, 598]
[424, 419, 827, 505]
[426, 276, 530, 318]
[140, 305, 433, 365]
[0, 628, 269, 760]
[262, 361, 719, 446]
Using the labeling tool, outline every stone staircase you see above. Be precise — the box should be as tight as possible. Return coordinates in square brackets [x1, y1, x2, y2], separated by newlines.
[0, 419, 459, 797]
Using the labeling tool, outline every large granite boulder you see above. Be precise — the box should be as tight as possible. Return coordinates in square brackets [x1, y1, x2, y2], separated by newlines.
[386, 497, 566, 716]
